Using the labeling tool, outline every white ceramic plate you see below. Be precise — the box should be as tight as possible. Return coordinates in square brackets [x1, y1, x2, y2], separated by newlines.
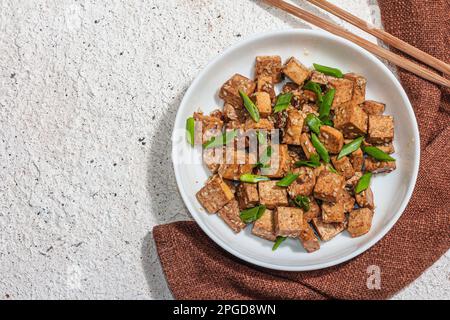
[171, 30, 420, 271]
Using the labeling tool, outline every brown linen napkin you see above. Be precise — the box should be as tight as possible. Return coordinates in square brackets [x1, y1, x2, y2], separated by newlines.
[153, 0, 450, 299]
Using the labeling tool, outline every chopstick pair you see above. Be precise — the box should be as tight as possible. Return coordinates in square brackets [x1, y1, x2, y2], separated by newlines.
[264, 0, 450, 88]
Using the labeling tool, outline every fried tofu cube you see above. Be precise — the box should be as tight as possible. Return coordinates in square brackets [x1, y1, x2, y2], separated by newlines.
[321, 201, 345, 223]
[258, 180, 289, 209]
[349, 148, 364, 171]
[340, 188, 356, 213]
[331, 156, 355, 179]
[283, 109, 305, 145]
[193, 112, 224, 144]
[223, 102, 247, 122]
[376, 143, 395, 154]
[259, 144, 289, 178]
[314, 171, 344, 203]
[328, 78, 354, 108]
[282, 82, 299, 93]
[347, 208, 373, 237]
[217, 200, 246, 233]
[367, 115, 394, 144]
[299, 222, 320, 253]
[310, 71, 335, 85]
[334, 101, 368, 138]
[218, 150, 254, 181]
[274, 207, 303, 237]
[364, 157, 396, 173]
[257, 75, 276, 102]
[254, 92, 272, 118]
[312, 216, 346, 241]
[252, 209, 277, 241]
[196, 175, 234, 214]
[319, 125, 344, 154]
[219, 73, 256, 107]
[303, 197, 321, 222]
[282, 57, 310, 85]
[255, 55, 283, 83]
[244, 118, 275, 131]
[287, 166, 316, 198]
[300, 133, 318, 160]
[362, 100, 385, 115]
[203, 148, 221, 173]
[345, 171, 362, 190]
[344, 73, 366, 105]
[236, 183, 259, 210]
[355, 187, 375, 210]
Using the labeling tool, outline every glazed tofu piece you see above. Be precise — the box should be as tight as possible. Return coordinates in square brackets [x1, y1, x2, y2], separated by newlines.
[328, 78, 354, 108]
[349, 148, 364, 171]
[312, 216, 346, 241]
[196, 175, 234, 214]
[314, 171, 345, 203]
[257, 75, 276, 102]
[362, 100, 385, 115]
[223, 103, 247, 122]
[299, 222, 320, 253]
[218, 150, 254, 181]
[282, 82, 299, 93]
[217, 200, 246, 233]
[283, 109, 305, 145]
[300, 133, 318, 160]
[282, 57, 310, 85]
[274, 207, 303, 237]
[252, 209, 277, 241]
[345, 171, 363, 190]
[347, 208, 374, 237]
[319, 125, 344, 154]
[340, 188, 356, 213]
[355, 187, 375, 210]
[259, 144, 289, 178]
[258, 180, 289, 209]
[344, 73, 366, 105]
[255, 56, 283, 83]
[303, 197, 321, 222]
[244, 118, 275, 131]
[310, 70, 335, 85]
[367, 115, 394, 144]
[365, 157, 396, 173]
[236, 182, 259, 210]
[203, 148, 221, 173]
[193, 112, 224, 144]
[331, 156, 355, 179]
[334, 101, 368, 138]
[321, 201, 346, 223]
[254, 92, 272, 118]
[219, 73, 256, 107]
[287, 166, 316, 198]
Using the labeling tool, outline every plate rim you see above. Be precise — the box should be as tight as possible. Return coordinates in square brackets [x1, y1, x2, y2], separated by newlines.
[171, 29, 420, 271]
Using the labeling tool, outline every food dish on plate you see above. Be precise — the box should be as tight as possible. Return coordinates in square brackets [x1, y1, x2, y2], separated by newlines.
[186, 55, 397, 253]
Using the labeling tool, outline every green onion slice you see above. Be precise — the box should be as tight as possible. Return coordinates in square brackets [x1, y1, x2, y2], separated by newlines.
[313, 63, 343, 78]
[239, 90, 260, 123]
[362, 145, 396, 162]
[355, 172, 372, 194]
[276, 172, 299, 187]
[337, 137, 364, 160]
[272, 236, 287, 251]
[273, 93, 293, 113]
[186, 117, 195, 146]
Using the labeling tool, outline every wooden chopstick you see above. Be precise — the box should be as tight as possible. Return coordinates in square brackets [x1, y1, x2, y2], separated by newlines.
[264, 0, 450, 88]
[306, 0, 450, 75]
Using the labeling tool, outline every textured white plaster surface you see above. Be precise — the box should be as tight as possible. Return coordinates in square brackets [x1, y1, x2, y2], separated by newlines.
[0, 0, 448, 300]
